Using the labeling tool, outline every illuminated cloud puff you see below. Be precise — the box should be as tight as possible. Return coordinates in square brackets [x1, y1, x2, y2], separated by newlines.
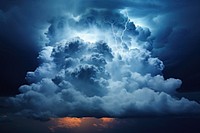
[9, 10, 200, 119]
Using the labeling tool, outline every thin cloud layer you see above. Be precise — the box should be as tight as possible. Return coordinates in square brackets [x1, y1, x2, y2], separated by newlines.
[8, 9, 200, 119]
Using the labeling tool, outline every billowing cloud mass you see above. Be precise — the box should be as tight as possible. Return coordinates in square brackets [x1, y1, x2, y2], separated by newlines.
[9, 10, 200, 119]
[1, 0, 200, 95]
[6, 1, 200, 119]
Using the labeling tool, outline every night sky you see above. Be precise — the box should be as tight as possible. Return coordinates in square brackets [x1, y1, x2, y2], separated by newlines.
[0, 0, 200, 133]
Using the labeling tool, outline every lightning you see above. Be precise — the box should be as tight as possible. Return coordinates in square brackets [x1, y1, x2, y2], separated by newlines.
[103, 10, 130, 53]
[110, 22, 118, 45]
[120, 10, 129, 46]
[103, 19, 118, 45]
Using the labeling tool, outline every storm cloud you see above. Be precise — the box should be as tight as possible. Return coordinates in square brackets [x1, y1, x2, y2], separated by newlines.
[8, 8, 200, 119]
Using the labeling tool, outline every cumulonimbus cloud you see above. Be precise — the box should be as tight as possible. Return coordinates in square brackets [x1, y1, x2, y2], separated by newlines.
[8, 9, 200, 120]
